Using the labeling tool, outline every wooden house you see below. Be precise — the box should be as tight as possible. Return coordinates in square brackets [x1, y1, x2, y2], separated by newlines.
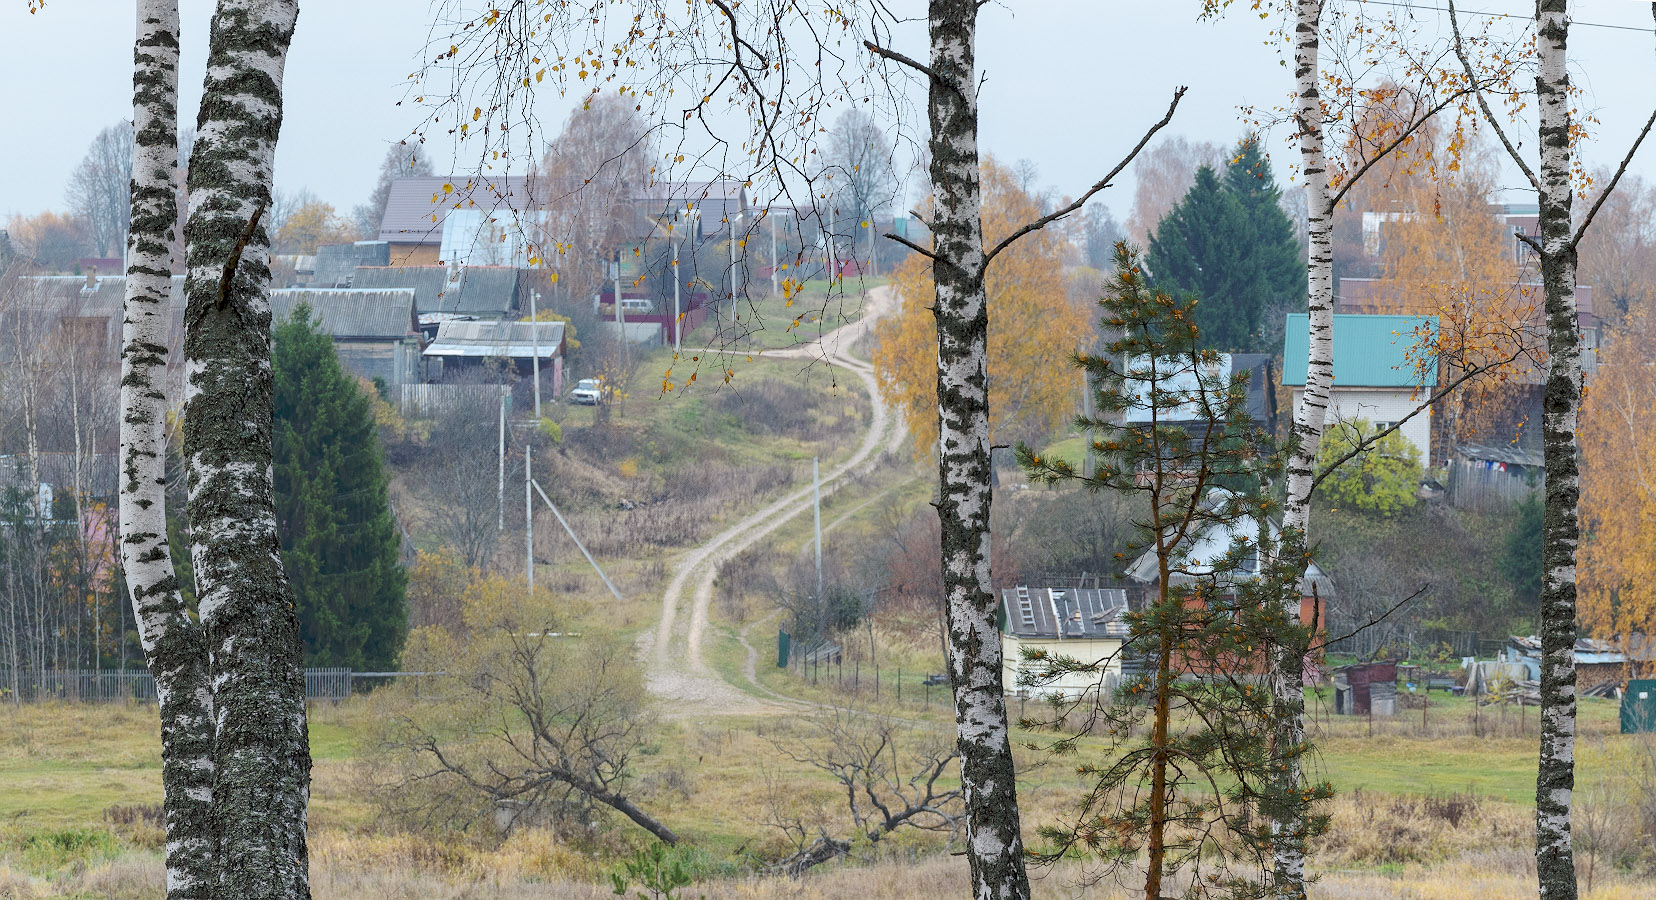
[998, 586, 1129, 699]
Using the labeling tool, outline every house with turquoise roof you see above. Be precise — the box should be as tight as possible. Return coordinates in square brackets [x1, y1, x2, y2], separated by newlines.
[1282, 313, 1438, 465]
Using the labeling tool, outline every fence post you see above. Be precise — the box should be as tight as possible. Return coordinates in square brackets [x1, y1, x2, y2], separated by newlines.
[897, 668, 902, 703]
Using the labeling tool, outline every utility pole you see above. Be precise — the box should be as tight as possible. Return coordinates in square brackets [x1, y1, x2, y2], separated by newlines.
[497, 393, 506, 531]
[672, 240, 681, 354]
[525, 443, 534, 597]
[770, 212, 778, 298]
[814, 456, 823, 600]
[529, 289, 542, 418]
[616, 248, 625, 354]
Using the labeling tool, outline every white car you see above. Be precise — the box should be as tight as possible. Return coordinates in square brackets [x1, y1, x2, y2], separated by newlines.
[569, 378, 604, 405]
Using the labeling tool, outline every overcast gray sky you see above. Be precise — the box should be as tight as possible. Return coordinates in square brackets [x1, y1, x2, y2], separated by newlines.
[4, 1, 1653, 222]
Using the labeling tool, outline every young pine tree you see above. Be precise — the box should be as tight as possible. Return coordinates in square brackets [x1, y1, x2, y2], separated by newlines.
[273, 305, 407, 670]
[1019, 245, 1329, 900]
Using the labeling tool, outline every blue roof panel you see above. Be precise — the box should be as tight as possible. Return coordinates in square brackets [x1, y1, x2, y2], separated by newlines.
[1281, 313, 1438, 388]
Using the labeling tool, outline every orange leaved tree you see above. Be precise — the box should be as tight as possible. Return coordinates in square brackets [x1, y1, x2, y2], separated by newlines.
[873, 157, 1091, 459]
[1580, 299, 1656, 671]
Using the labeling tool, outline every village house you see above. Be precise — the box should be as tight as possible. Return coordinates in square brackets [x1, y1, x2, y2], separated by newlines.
[311, 240, 391, 288]
[376, 175, 543, 266]
[270, 288, 424, 387]
[998, 586, 1130, 699]
[350, 264, 523, 329]
[1124, 488, 1335, 679]
[1119, 352, 1279, 436]
[1282, 312, 1438, 465]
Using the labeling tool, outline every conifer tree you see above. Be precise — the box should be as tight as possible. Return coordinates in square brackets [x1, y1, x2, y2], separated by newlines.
[1020, 245, 1328, 900]
[1146, 139, 1304, 353]
[273, 306, 407, 671]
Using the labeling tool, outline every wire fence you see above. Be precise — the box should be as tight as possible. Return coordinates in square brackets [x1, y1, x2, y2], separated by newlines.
[0, 667, 383, 704]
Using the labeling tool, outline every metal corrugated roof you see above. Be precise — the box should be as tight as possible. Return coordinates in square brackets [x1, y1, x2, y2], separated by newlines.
[422, 319, 565, 359]
[1281, 313, 1438, 388]
[270, 289, 417, 340]
[313, 241, 390, 287]
[351, 265, 518, 316]
[1000, 587, 1129, 640]
[1456, 443, 1544, 467]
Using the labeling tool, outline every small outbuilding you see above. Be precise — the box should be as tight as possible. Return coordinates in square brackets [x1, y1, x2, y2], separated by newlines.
[421, 318, 566, 393]
[998, 586, 1129, 699]
[1624, 680, 1656, 734]
[1332, 661, 1397, 716]
[270, 288, 423, 387]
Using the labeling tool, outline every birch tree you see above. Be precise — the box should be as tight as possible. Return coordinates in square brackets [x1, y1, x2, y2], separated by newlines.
[1447, 3, 1656, 897]
[118, 2, 309, 898]
[180, 3, 308, 896]
[119, 4, 216, 896]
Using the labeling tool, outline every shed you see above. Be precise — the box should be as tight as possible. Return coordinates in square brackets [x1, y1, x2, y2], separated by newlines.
[1502, 634, 1629, 695]
[1623, 680, 1656, 734]
[422, 319, 565, 393]
[1449, 444, 1543, 512]
[999, 586, 1129, 699]
[271, 288, 423, 386]
[1333, 661, 1397, 716]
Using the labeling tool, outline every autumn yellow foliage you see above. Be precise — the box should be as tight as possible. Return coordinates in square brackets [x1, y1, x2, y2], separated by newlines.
[1580, 301, 1656, 661]
[872, 157, 1090, 459]
[1372, 150, 1541, 451]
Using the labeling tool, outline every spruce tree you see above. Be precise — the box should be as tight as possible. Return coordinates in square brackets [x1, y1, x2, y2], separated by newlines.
[1145, 137, 1304, 352]
[273, 305, 407, 670]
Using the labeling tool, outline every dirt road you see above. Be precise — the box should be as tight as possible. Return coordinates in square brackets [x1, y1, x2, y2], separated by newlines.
[642, 286, 906, 714]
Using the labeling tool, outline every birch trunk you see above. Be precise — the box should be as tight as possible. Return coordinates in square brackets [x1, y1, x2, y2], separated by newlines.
[1532, 4, 1579, 896]
[179, 3, 309, 898]
[1272, 1, 1330, 896]
[120, 3, 217, 895]
[927, 3, 1031, 898]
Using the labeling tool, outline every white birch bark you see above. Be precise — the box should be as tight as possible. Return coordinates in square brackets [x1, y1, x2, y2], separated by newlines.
[1271, 1, 1330, 895]
[120, 3, 217, 895]
[179, 3, 309, 898]
[1531, 4, 1580, 896]
[927, 2, 1031, 898]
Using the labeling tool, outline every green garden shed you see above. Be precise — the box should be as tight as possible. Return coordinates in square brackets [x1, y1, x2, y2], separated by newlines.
[1623, 679, 1656, 734]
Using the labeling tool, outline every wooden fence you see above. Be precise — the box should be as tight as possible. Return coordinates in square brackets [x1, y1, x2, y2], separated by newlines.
[399, 383, 513, 419]
[4, 667, 360, 704]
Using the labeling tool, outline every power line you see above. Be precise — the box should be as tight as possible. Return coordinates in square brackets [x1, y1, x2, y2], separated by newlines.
[1364, 0, 1656, 34]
